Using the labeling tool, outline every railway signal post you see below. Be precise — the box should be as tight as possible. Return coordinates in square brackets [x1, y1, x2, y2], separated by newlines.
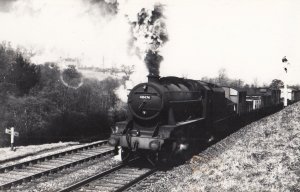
[5, 127, 19, 151]
[282, 56, 289, 107]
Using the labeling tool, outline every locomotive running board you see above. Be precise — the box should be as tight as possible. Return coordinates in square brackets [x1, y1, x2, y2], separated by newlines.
[157, 117, 207, 139]
[176, 117, 205, 126]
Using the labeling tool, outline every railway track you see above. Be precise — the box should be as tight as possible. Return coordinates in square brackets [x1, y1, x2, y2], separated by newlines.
[0, 140, 116, 190]
[58, 159, 157, 192]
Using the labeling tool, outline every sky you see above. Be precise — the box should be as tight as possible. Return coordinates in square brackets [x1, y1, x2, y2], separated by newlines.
[0, 0, 299, 86]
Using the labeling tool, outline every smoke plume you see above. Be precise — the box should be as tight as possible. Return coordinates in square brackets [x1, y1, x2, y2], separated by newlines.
[0, 0, 18, 12]
[129, 4, 168, 76]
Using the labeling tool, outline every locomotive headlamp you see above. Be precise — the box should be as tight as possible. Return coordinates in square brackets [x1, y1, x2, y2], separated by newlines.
[108, 137, 119, 146]
[149, 140, 160, 151]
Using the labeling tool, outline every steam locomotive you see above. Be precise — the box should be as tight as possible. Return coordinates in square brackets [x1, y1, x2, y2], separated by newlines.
[109, 75, 282, 164]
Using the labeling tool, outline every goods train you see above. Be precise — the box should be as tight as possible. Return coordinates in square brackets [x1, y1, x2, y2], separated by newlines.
[109, 75, 286, 165]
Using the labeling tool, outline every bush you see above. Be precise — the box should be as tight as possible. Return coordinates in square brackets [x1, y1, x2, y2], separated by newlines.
[0, 44, 125, 147]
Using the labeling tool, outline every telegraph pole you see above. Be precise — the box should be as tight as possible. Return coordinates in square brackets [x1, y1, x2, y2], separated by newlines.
[282, 56, 289, 107]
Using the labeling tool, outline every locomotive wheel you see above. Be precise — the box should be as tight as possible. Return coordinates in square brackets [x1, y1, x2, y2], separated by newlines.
[173, 140, 190, 162]
[169, 130, 192, 164]
[157, 151, 172, 166]
[153, 141, 185, 166]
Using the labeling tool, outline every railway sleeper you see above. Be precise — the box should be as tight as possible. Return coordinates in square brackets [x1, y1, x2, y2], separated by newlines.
[49, 159, 72, 164]
[70, 154, 91, 158]
[27, 165, 47, 171]
[117, 171, 147, 176]
[114, 173, 142, 177]
[77, 154, 95, 159]
[6, 171, 32, 177]
[0, 173, 23, 180]
[21, 168, 43, 174]
[86, 149, 112, 154]
[117, 168, 146, 172]
[31, 164, 57, 169]
[43, 162, 65, 167]
[101, 177, 130, 183]
[68, 155, 88, 160]
[99, 181, 125, 186]
[79, 151, 100, 156]
[56, 157, 78, 163]
[96, 182, 124, 187]
[86, 185, 116, 191]
[112, 176, 135, 181]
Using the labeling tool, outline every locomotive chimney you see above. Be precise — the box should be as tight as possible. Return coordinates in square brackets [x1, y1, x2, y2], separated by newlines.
[147, 74, 160, 83]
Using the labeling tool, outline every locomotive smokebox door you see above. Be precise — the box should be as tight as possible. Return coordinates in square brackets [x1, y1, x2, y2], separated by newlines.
[128, 82, 163, 120]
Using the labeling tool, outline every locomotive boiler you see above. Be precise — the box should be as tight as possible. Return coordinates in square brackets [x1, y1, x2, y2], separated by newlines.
[109, 75, 236, 164]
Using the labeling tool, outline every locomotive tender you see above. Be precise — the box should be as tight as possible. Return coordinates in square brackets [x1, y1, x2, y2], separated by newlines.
[109, 75, 282, 164]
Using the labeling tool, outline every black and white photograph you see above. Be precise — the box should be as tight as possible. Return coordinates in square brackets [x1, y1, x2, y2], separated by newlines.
[0, 0, 300, 191]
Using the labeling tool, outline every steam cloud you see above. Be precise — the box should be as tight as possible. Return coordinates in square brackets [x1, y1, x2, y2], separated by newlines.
[0, 0, 18, 12]
[129, 4, 168, 76]
[0, 0, 126, 68]
[88, 0, 119, 16]
[0, 0, 169, 93]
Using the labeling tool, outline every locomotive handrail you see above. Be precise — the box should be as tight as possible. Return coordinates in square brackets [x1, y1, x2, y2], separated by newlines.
[169, 99, 202, 103]
[140, 108, 161, 111]
[134, 92, 159, 96]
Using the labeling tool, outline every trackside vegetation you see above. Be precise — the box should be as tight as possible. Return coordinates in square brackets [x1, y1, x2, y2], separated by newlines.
[0, 43, 126, 147]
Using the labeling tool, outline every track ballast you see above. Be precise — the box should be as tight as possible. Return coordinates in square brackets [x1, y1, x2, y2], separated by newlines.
[0, 140, 115, 190]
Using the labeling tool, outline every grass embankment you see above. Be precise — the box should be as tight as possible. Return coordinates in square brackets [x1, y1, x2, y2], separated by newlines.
[174, 102, 300, 191]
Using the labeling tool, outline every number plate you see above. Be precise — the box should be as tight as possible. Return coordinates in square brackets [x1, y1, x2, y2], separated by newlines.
[139, 95, 151, 100]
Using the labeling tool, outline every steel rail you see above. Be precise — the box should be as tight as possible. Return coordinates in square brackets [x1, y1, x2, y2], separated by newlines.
[0, 140, 108, 173]
[114, 168, 157, 192]
[0, 149, 115, 190]
[57, 163, 127, 192]
[0, 141, 116, 190]
[57, 158, 157, 192]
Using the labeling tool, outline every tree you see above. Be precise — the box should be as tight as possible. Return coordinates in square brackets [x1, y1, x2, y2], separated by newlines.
[229, 79, 244, 88]
[252, 78, 259, 88]
[270, 79, 284, 89]
[2, 95, 60, 145]
[8, 54, 40, 95]
[0, 42, 15, 83]
[61, 65, 82, 88]
[217, 68, 229, 86]
[120, 64, 134, 87]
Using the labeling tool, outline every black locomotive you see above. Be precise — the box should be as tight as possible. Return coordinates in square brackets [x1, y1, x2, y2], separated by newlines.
[109, 75, 282, 164]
